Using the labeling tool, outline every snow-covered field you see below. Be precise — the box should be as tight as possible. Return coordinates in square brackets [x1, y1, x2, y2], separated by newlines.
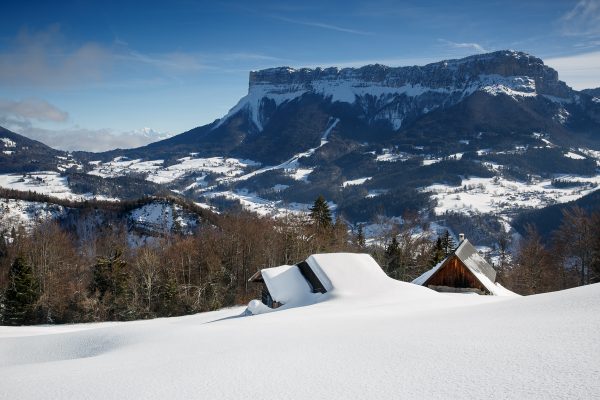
[205, 189, 319, 217]
[342, 177, 371, 187]
[0, 172, 75, 200]
[88, 156, 260, 185]
[426, 175, 600, 216]
[0, 172, 116, 202]
[2, 270, 598, 399]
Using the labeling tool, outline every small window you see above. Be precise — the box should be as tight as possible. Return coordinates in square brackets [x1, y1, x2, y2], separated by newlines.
[297, 261, 327, 293]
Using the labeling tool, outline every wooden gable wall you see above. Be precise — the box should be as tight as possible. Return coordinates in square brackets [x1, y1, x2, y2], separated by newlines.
[424, 255, 489, 294]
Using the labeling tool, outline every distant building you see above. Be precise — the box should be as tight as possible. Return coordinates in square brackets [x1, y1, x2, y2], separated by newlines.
[413, 235, 514, 296]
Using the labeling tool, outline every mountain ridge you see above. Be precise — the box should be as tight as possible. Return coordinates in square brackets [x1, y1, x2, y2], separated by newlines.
[1, 50, 600, 242]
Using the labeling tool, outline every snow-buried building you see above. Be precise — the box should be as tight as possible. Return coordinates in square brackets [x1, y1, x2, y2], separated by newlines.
[248, 253, 401, 313]
[413, 236, 515, 296]
[248, 249, 515, 314]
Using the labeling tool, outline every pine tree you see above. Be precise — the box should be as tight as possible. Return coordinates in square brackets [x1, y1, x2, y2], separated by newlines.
[440, 230, 457, 257]
[430, 237, 445, 266]
[3, 256, 39, 325]
[384, 237, 401, 279]
[309, 195, 332, 231]
[356, 224, 366, 249]
[91, 250, 131, 320]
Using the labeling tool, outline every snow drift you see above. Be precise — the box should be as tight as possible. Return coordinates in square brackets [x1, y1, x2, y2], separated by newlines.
[1, 274, 599, 399]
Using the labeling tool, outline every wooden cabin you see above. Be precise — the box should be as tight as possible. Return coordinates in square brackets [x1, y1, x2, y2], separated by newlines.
[248, 270, 283, 309]
[249, 261, 328, 309]
[413, 235, 500, 295]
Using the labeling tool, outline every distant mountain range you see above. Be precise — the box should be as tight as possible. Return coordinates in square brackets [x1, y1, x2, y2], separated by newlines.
[1, 50, 600, 244]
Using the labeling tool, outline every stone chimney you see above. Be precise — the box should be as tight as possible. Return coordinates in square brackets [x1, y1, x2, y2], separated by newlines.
[459, 233, 465, 242]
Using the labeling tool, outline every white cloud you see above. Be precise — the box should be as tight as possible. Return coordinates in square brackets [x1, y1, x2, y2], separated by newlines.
[0, 96, 171, 151]
[8, 125, 173, 152]
[0, 25, 113, 87]
[560, 0, 600, 37]
[0, 98, 69, 122]
[439, 39, 488, 53]
[121, 51, 204, 73]
[298, 56, 440, 69]
[271, 15, 373, 35]
[0, 25, 283, 89]
[546, 51, 600, 90]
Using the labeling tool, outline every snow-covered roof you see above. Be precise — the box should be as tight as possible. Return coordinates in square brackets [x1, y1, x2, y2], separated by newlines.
[306, 253, 394, 296]
[455, 239, 497, 283]
[254, 253, 400, 309]
[259, 264, 313, 305]
[412, 260, 443, 286]
[412, 239, 516, 296]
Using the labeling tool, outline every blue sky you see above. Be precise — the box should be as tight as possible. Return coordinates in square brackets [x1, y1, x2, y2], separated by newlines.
[1, 0, 599, 151]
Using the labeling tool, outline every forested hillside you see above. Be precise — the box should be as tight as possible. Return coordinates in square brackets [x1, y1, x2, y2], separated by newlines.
[1, 190, 598, 325]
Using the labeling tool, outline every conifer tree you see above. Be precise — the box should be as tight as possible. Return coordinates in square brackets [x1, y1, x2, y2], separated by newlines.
[3, 256, 39, 325]
[309, 195, 332, 231]
[356, 224, 366, 249]
[430, 237, 445, 266]
[440, 230, 457, 257]
[384, 237, 401, 278]
[91, 250, 131, 320]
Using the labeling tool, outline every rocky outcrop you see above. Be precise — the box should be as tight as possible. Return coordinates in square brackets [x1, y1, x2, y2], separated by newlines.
[227, 50, 575, 132]
[249, 51, 571, 97]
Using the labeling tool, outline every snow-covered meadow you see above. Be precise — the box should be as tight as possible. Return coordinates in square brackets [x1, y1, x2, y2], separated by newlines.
[0, 172, 76, 200]
[88, 156, 261, 185]
[1, 267, 598, 399]
[426, 174, 600, 216]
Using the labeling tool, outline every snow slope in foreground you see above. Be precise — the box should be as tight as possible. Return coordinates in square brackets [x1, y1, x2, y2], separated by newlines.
[1, 283, 599, 399]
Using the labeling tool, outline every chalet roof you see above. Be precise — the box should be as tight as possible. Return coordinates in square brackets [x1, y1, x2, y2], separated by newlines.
[412, 239, 514, 296]
[455, 239, 497, 283]
[249, 253, 395, 307]
[256, 264, 314, 305]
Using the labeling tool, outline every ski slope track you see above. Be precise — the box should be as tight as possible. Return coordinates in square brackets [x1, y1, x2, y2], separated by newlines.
[1, 278, 599, 399]
[224, 117, 339, 184]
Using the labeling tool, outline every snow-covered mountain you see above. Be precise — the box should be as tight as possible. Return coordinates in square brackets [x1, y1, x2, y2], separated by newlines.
[220, 50, 572, 132]
[1, 50, 600, 243]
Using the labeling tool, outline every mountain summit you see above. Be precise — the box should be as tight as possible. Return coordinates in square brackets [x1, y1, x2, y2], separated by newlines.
[217, 50, 572, 134]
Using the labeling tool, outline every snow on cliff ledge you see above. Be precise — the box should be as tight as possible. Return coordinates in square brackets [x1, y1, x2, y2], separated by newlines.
[215, 50, 571, 131]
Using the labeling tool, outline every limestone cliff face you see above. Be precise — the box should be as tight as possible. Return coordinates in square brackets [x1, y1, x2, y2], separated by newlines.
[249, 51, 570, 97]
[233, 51, 574, 132]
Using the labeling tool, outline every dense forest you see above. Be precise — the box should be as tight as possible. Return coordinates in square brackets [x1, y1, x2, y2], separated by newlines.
[0, 192, 599, 325]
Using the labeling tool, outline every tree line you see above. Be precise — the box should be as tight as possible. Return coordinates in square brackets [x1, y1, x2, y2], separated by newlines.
[1, 194, 599, 325]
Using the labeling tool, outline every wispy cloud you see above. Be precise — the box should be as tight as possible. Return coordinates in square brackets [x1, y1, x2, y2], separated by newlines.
[0, 25, 113, 87]
[32, 126, 173, 152]
[438, 39, 488, 53]
[560, 0, 600, 37]
[0, 25, 283, 88]
[121, 51, 204, 73]
[0, 96, 173, 151]
[298, 56, 440, 69]
[546, 50, 600, 90]
[271, 15, 373, 36]
[3, 121, 172, 152]
[0, 98, 69, 122]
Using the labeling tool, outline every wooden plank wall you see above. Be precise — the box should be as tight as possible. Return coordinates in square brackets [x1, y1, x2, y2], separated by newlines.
[425, 256, 488, 293]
